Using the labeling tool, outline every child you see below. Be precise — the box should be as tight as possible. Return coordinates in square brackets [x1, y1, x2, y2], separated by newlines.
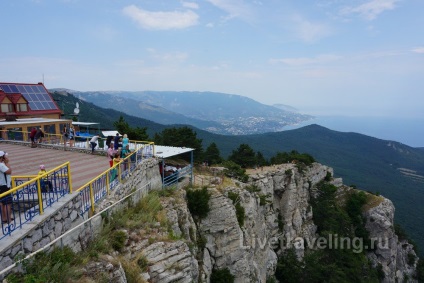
[111, 153, 122, 181]
[38, 165, 53, 192]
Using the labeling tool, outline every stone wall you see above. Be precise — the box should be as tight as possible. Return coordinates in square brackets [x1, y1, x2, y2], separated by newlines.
[0, 157, 162, 280]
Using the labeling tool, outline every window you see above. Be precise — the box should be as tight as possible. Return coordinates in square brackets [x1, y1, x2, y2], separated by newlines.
[1, 104, 13, 113]
[16, 103, 28, 112]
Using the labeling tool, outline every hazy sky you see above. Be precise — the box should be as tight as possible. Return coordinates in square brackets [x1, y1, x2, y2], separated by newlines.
[1, 0, 423, 118]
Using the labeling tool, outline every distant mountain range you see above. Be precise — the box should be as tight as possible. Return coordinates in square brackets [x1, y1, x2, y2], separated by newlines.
[50, 90, 424, 255]
[50, 89, 312, 135]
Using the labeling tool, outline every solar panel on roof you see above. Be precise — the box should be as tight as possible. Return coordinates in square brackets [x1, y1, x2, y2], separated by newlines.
[17, 85, 26, 93]
[1, 85, 11, 93]
[0, 83, 58, 111]
[10, 85, 19, 93]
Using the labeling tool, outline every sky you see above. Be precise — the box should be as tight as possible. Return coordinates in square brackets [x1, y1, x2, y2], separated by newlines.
[1, 0, 424, 119]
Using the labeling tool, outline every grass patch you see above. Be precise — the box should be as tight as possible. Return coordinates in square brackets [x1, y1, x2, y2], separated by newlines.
[7, 247, 83, 283]
[6, 190, 169, 282]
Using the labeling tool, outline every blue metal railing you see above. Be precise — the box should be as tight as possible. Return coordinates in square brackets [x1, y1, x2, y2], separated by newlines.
[1, 163, 71, 240]
[163, 164, 192, 187]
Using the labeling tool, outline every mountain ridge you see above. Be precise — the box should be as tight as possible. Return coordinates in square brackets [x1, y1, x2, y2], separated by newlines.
[51, 89, 312, 135]
[50, 91, 424, 255]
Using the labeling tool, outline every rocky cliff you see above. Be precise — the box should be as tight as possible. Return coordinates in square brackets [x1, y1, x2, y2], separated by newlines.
[42, 162, 419, 282]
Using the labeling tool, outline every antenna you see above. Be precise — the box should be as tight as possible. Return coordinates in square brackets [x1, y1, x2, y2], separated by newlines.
[74, 102, 80, 114]
[73, 102, 80, 121]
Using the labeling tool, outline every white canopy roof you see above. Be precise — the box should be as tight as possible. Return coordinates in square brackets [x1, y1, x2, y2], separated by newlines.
[102, 130, 120, 137]
[72, 122, 99, 126]
[154, 145, 194, 158]
[0, 117, 71, 126]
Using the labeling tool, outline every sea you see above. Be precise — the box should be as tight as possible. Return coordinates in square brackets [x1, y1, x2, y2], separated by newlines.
[283, 116, 424, 148]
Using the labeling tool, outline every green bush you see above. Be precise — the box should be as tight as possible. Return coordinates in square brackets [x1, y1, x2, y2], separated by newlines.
[111, 230, 127, 251]
[270, 150, 315, 166]
[416, 259, 424, 281]
[7, 247, 82, 283]
[299, 181, 382, 282]
[222, 160, 248, 182]
[186, 187, 211, 220]
[137, 255, 149, 272]
[227, 191, 245, 227]
[324, 171, 332, 181]
[210, 268, 235, 283]
[408, 253, 416, 265]
[245, 184, 261, 193]
[197, 235, 207, 250]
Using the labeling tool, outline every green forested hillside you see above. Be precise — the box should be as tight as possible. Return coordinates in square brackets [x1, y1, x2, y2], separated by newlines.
[51, 91, 168, 136]
[197, 126, 424, 254]
[52, 91, 424, 255]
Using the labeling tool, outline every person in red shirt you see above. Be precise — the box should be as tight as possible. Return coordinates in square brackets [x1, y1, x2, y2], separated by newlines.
[29, 127, 37, 147]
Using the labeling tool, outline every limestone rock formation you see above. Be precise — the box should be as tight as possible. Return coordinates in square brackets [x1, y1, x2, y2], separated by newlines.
[365, 198, 418, 282]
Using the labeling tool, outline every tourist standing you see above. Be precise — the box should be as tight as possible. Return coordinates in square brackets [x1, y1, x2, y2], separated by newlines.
[34, 127, 44, 144]
[107, 143, 116, 167]
[69, 125, 75, 147]
[63, 125, 69, 150]
[30, 127, 37, 147]
[122, 134, 129, 149]
[113, 133, 120, 150]
[0, 151, 13, 224]
[89, 133, 100, 154]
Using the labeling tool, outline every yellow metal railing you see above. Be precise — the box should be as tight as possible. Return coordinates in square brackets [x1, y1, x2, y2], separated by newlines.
[1, 129, 156, 154]
[75, 144, 149, 214]
[1, 129, 65, 145]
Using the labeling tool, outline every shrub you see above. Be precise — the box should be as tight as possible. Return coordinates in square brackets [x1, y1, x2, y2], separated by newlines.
[227, 191, 245, 227]
[197, 235, 207, 250]
[277, 213, 284, 232]
[186, 187, 211, 220]
[270, 150, 315, 166]
[137, 255, 149, 272]
[416, 259, 424, 281]
[7, 247, 82, 283]
[210, 268, 235, 283]
[222, 160, 249, 182]
[111, 230, 127, 251]
[408, 253, 416, 265]
[245, 184, 261, 193]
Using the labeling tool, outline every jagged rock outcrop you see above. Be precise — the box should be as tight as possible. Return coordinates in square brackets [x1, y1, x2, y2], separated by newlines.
[193, 163, 419, 282]
[198, 187, 277, 282]
[24, 162, 415, 283]
[365, 198, 418, 282]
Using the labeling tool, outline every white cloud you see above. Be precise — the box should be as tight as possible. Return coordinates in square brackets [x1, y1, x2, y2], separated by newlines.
[340, 0, 400, 20]
[122, 5, 198, 30]
[291, 15, 333, 43]
[412, 47, 424, 54]
[182, 2, 199, 10]
[270, 54, 342, 66]
[206, 0, 253, 21]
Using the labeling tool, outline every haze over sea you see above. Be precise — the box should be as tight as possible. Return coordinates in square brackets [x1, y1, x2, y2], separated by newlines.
[283, 116, 424, 148]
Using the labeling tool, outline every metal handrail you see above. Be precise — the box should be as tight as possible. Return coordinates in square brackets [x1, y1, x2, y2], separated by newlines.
[0, 162, 72, 240]
[75, 145, 146, 215]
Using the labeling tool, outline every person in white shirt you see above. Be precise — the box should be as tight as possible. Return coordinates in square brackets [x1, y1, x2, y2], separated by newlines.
[89, 133, 100, 154]
[0, 151, 13, 223]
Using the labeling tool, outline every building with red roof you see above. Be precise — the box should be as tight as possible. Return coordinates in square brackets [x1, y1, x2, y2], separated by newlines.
[0, 82, 71, 140]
